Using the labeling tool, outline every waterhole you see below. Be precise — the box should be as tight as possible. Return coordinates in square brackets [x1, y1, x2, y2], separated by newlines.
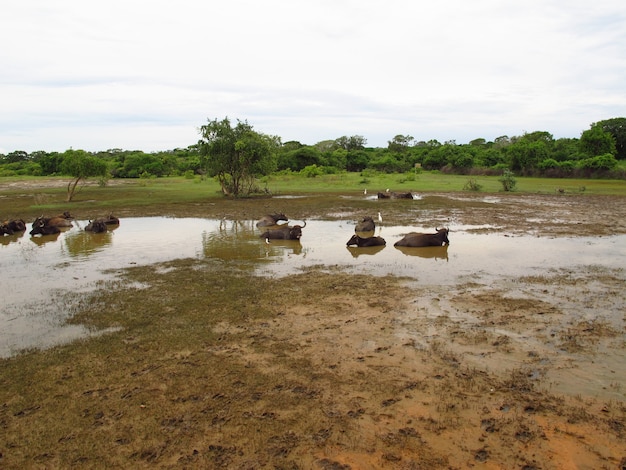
[1, 216, 624, 358]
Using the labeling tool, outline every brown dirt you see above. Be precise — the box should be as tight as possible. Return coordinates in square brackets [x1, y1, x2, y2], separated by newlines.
[1, 180, 625, 469]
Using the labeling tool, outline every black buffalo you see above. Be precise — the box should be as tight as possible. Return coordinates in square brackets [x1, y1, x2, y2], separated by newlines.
[30, 219, 61, 236]
[393, 228, 450, 247]
[1, 219, 26, 235]
[32, 212, 74, 229]
[355, 216, 375, 232]
[346, 234, 386, 247]
[84, 213, 119, 232]
[0, 222, 12, 236]
[260, 221, 306, 240]
[30, 212, 74, 236]
[377, 191, 413, 199]
[85, 219, 108, 233]
[256, 213, 288, 227]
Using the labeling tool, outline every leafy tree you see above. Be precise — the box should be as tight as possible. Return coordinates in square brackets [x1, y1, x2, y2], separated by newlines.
[326, 148, 348, 170]
[578, 154, 618, 172]
[198, 117, 278, 196]
[595, 117, 626, 159]
[507, 133, 552, 173]
[2, 150, 29, 163]
[579, 126, 616, 157]
[469, 138, 487, 147]
[59, 149, 108, 202]
[388, 134, 414, 153]
[552, 138, 580, 161]
[335, 135, 367, 151]
[343, 149, 367, 172]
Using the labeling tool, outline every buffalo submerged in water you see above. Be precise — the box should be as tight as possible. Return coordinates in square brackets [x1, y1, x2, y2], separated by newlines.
[30, 212, 74, 236]
[260, 221, 306, 240]
[394, 228, 450, 247]
[346, 234, 386, 247]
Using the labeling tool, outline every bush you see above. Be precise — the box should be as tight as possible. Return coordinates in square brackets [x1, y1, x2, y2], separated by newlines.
[300, 164, 323, 178]
[463, 178, 483, 191]
[499, 169, 517, 191]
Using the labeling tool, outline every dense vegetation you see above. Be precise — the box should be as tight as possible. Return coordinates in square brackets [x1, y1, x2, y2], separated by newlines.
[2, 117, 625, 194]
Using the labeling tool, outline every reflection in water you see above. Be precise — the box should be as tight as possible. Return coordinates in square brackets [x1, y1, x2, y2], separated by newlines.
[262, 239, 303, 257]
[395, 245, 449, 261]
[203, 219, 304, 260]
[64, 230, 114, 257]
[346, 245, 386, 258]
[29, 232, 61, 245]
[1, 232, 25, 246]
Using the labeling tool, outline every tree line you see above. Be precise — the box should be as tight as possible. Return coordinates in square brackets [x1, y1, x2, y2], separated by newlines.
[2, 117, 624, 196]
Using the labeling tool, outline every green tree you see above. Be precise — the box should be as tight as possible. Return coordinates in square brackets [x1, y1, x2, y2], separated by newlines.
[594, 117, 626, 159]
[579, 125, 616, 157]
[387, 134, 414, 153]
[198, 117, 278, 196]
[59, 149, 108, 202]
[335, 135, 367, 151]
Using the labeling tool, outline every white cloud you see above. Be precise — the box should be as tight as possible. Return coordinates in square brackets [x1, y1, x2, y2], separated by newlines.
[1, 0, 625, 153]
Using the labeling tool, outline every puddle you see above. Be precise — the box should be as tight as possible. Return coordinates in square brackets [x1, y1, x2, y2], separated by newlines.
[1, 216, 625, 357]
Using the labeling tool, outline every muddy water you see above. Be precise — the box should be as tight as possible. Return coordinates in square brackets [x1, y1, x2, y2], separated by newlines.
[0, 216, 625, 358]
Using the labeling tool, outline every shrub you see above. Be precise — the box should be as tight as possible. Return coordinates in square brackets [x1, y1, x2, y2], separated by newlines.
[463, 178, 483, 191]
[300, 164, 323, 178]
[499, 169, 517, 191]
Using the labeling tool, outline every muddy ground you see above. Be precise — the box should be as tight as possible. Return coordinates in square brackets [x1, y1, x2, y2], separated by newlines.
[1, 183, 626, 469]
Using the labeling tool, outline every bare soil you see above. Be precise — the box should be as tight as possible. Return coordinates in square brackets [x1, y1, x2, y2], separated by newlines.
[1, 181, 625, 469]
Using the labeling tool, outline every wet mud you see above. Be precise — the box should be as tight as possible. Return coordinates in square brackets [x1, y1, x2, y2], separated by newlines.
[1, 188, 625, 469]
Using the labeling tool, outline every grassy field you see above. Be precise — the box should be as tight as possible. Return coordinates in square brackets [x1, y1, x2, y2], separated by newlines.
[1, 171, 625, 219]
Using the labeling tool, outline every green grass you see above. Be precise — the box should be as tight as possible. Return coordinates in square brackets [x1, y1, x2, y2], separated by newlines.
[1, 172, 625, 219]
[261, 171, 626, 195]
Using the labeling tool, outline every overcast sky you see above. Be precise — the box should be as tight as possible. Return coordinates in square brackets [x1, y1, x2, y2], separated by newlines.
[1, 1, 625, 154]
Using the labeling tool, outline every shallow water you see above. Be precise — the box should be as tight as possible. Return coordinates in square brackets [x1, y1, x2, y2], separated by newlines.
[1, 216, 625, 357]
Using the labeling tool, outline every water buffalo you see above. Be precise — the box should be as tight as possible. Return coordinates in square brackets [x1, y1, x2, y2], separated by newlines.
[85, 219, 108, 233]
[355, 216, 375, 232]
[30, 219, 61, 236]
[256, 213, 288, 227]
[393, 228, 450, 247]
[30, 212, 74, 236]
[0, 222, 11, 236]
[1, 219, 26, 235]
[346, 234, 386, 247]
[32, 212, 74, 228]
[378, 191, 413, 199]
[260, 221, 306, 240]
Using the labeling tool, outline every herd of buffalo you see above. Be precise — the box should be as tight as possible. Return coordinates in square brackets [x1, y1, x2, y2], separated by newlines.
[2, 207, 450, 250]
[256, 212, 450, 248]
[1, 212, 120, 238]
